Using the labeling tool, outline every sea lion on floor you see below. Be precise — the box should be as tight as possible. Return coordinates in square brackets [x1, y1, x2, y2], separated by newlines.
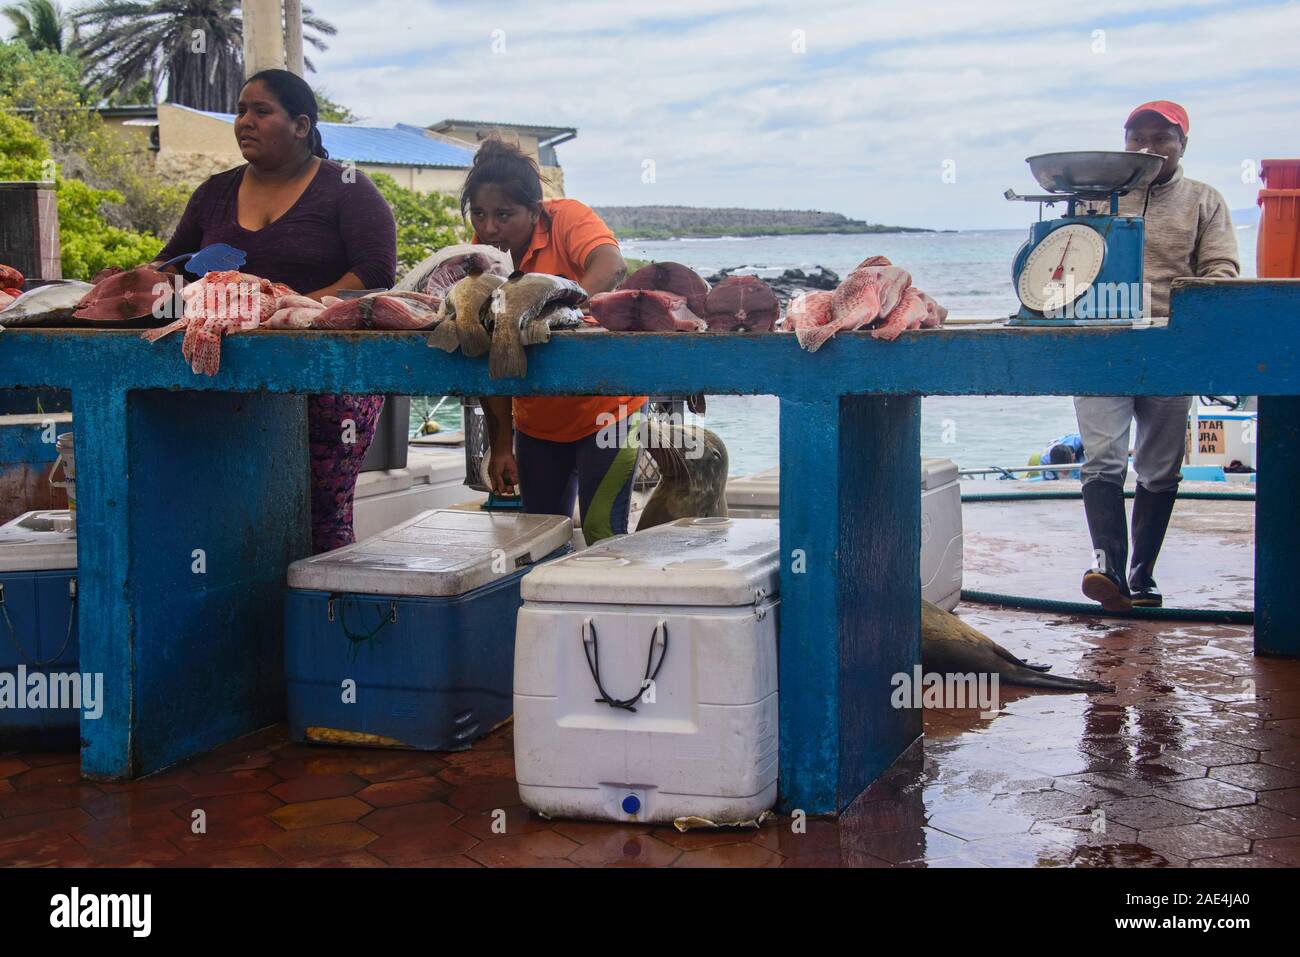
[921, 600, 1113, 693]
[636, 419, 729, 530]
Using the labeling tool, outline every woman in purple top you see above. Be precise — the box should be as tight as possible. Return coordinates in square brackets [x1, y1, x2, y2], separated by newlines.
[156, 69, 398, 554]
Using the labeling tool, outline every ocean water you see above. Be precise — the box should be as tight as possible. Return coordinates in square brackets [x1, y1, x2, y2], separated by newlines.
[413, 226, 1259, 478]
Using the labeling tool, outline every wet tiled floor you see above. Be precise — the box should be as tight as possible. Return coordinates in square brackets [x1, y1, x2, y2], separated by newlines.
[2, 489, 1297, 867]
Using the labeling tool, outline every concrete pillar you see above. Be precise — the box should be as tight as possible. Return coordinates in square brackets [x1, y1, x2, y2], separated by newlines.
[243, 0, 287, 77]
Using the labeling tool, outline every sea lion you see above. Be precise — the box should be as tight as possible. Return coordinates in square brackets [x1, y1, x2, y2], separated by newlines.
[636, 419, 729, 531]
[921, 600, 1113, 693]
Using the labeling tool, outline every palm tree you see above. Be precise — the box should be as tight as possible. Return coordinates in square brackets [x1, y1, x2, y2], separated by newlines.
[71, 1, 337, 111]
[3, 0, 69, 52]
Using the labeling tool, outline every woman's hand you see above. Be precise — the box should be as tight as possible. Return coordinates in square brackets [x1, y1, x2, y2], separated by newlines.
[488, 446, 519, 496]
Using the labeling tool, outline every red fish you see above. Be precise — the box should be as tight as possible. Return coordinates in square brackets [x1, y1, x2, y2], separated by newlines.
[785, 290, 837, 350]
[870, 285, 929, 341]
[312, 291, 441, 330]
[142, 271, 291, 375]
[588, 289, 705, 332]
[917, 290, 948, 329]
[0, 264, 24, 292]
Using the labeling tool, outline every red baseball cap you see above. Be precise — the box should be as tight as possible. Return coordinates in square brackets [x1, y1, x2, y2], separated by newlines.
[1125, 100, 1189, 136]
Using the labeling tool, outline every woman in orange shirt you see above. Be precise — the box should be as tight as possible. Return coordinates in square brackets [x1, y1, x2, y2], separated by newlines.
[468, 138, 647, 543]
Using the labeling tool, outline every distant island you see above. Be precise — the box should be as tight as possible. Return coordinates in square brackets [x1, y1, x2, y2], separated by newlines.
[594, 205, 930, 240]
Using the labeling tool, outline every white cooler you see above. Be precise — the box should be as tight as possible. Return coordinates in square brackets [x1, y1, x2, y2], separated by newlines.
[514, 516, 779, 825]
[724, 457, 964, 610]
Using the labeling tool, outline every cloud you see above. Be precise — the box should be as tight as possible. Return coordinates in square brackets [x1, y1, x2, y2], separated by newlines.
[303, 0, 1300, 228]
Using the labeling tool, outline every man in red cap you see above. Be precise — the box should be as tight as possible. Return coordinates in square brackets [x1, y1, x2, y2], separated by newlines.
[1075, 100, 1239, 611]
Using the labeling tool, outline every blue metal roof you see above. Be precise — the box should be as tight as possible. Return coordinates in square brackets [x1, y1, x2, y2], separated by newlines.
[179, 107, 475, 169]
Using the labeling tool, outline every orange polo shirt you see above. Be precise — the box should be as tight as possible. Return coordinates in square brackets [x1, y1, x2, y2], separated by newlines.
[475, 198, 646, 443]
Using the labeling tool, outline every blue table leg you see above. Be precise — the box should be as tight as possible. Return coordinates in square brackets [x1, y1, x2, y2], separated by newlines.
[1255, 395, 1299, 658]
[779, 394, 923, 814]
[79, 389, 311, 779]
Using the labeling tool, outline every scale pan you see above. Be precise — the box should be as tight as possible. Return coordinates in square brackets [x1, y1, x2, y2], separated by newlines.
[1026, 151, 1165, 194]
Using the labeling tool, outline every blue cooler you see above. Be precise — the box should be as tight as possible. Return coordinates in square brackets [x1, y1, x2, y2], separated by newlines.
[284, 508, 572, 751]
[0, 510, 79, 749]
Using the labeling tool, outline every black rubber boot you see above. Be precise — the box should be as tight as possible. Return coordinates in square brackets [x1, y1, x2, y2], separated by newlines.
[1128, 483, 1177, 607]
[1080, 480, 1132, 612]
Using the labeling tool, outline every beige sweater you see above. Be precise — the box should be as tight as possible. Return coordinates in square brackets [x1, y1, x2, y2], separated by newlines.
[1116, 166, 1240, 317]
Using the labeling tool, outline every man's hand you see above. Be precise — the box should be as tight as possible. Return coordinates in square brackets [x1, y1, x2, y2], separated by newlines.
[488, 447, 519, 496]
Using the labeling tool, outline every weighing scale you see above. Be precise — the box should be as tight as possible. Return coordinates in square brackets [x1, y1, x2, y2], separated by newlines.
[1005, 150, 1165, 326]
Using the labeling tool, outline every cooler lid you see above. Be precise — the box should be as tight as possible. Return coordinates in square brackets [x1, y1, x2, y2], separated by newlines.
[725, 458, 958, 510]
[921, 457, 959, 489]
[0, 510, 77, 572]
[521, 517, 779, 607]
[287, 508, 572, 598]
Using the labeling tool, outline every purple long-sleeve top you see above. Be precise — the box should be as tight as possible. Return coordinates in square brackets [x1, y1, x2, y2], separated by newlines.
[157, 159, 397, 295]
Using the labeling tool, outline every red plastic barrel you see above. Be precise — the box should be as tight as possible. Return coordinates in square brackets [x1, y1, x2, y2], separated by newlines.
[1261, 159, 1300, 189]
[1257, 186, 1300, 278]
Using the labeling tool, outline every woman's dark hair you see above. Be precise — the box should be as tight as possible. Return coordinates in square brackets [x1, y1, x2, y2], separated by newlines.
[243, 68, 329, 160]
[460, 135, 550, 226]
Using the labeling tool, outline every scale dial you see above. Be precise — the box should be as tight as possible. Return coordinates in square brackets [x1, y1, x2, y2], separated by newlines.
[1017, 224, 1106, 314]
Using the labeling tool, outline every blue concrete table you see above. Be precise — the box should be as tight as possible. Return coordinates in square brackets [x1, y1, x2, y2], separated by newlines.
[1, 278, 1296, 814]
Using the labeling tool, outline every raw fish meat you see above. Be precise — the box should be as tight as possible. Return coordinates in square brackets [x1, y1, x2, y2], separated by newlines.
[487, 272, 588, 379]
[266, 294, 325, 329]
[74, 266, 176, 322]
[0, 281, 95, 326]
[587, 289, 706, 332]
[619, 262, 710, 319]
[0, 265, 23, 300]
[703, 275, 779, 331]
[426, 272, 505, 355]
[396, 243, 513, 300]
[313, 291, 441, 330]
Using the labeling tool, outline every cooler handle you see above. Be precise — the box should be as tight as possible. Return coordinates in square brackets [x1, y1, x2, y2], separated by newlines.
[328, 594, 398, 660]
[580, 617, 669, 713]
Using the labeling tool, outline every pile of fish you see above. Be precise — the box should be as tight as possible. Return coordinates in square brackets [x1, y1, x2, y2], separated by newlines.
[395, 243, 512, 302]
[586, 261, 779, 333]
[785, 255, 947, 351]
[430, 270, 588, 379]
[0, 265, 23, 309]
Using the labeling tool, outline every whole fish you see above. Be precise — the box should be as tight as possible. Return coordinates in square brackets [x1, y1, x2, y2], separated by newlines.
[786, 290, 836, 349]
[0, 281, 95, 327]
[488, 272, 588, 379]
[870, 285, 929, 341]
[427, 271, 505, 355]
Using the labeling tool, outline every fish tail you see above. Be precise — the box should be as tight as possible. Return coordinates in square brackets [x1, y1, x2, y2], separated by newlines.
[141, 317, 188, 343]
[458, 317, 491, 357]
[426, 318, 462, 353]
[489, 335, 527, 380]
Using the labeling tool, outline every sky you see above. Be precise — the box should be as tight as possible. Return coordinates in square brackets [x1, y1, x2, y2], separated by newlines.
[297, 0, 1299, 230]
